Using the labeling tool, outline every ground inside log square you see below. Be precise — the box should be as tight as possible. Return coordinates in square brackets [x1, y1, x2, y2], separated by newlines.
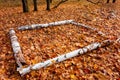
[16, 24, 106, 66]
[1, 0, 120, 79]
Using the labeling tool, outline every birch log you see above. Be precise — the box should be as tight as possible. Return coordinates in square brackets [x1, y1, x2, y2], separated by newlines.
[9, 29, 26, 68]
[116, 37, 120, 42]
[18, 20, 74, 30]
[18, 40, 112, 76]
[70, 21, 105, 36]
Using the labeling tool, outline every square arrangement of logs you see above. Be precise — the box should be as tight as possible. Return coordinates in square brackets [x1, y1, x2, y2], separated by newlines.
[9, 20, 118, 76]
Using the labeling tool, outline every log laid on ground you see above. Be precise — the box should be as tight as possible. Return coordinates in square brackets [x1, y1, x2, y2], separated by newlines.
[18, 20, 105, 37]
[70, 21, 105, 36]
[9, 29, 26, 68]
[18, 20, 74, 30]
[116, 37, 120, 42]
[18, 40, 112, 76]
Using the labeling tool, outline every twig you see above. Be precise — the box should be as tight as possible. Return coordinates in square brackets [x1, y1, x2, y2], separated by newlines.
[9, 29, 26, 68]
[18, 40, 112, 76]
[87, 0, 100, 4]
[53, 0, 68, 9]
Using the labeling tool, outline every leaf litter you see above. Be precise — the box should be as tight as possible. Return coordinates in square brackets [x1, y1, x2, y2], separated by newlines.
[0, 0, 120, 79]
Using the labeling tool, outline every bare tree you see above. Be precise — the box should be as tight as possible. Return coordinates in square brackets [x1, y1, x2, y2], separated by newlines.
[112, 0, 116, 3]
[46, 0, 50, 10]
[107, 0, 109, 3]
[107, 0, 116, 3]
[22, 0, 29, 12]
[50, 0, 52, 3]
[33, 0, 38, 11]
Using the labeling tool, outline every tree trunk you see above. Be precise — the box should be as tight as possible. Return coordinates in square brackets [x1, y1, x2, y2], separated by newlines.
[112, 0, 116, 3]
[46, 0, 50, 10]
[107, 0, 109, 3]
[22, 0, 29, 12]
[107, 0, 116, 3]
[50, 0, 52, 3]
[33, 0, 38, 11]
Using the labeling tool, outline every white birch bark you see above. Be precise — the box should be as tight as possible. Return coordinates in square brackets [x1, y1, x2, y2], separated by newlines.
[9, 29, 26, 68]
[18, 20, 74, 30]
[116, 37, 120, 42]
[70, 21, 105, 36]
[18, 20, 105, 37]
[18, 40, 111, 76]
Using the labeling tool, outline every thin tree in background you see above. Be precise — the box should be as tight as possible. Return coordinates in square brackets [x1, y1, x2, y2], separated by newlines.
[50, 0, 52, 3]
[22, 0, 29, 12]
[33, 0, 38, 11]
[46, 0, 50, 10]
[107, 0, 109, 3]
[112, 0, 116, 3]
[107, 0, 116, 3]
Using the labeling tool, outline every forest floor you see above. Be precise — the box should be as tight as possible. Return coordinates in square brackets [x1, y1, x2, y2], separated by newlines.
[0, 0, 120, 80]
